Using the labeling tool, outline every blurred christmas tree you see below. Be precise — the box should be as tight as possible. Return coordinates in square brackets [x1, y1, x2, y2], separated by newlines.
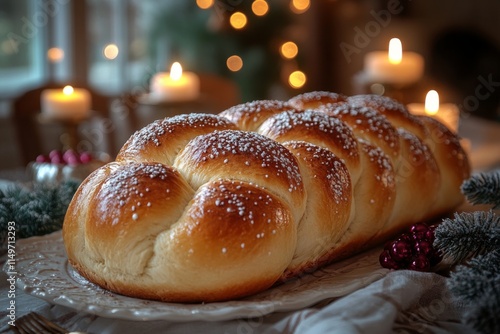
[147, 0, 306, 102]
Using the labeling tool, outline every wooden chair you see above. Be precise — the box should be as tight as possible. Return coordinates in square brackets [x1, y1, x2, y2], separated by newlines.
[12, 82, 115, 166]
[198, 72, 241, 113]
[108, 73, 241, 151]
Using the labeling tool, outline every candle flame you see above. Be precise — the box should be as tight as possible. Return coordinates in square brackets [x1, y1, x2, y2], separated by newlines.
[388, 38, 402, 65]
[170, 62, 183, 81]
[63, 85, 74, 95]
[425, 90, 439, 115]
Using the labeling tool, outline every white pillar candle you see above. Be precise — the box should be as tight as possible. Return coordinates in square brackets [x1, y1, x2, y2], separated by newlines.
[41, 86, 91, 121]
[407, 90, 460, 132]
[364, 38, 424, 85]
[150, 62, 200, 102]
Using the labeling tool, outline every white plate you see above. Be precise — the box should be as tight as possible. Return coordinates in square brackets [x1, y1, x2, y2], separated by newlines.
[8, 231, 389, 322]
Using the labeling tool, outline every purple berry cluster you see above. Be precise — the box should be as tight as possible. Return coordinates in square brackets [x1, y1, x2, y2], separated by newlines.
[36, 149, 94, 166]
[379, 223, 442, 272]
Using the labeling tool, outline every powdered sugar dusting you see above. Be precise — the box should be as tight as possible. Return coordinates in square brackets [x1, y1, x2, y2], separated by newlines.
[288, 91, 347, 109]
[186, 179, 286, 254]
[359, 139, 395, 188]
[182, 130, 303, 193]
[398, 128, 436, 165]
[98, 163, 175, 223]
[260, 110, 359, 156]
[122, 114, 234, 150]
[285, 141, 351, 203]
[321, 104, 400, 157]
[219, 100, 296, 131]
[347, 94, 409, 115]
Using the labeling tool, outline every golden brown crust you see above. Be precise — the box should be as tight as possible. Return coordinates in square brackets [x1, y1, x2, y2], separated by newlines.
[117, 113, 237, 165]
[347, 94, 428, 139]
[280, 141, 352, 279]
[288, 91, 347, 110]
[63, 90, 471, 303]
[258, 110, 362, 183]
[219, 100, 296, 132]
[173, 130, 306, 223]
[418, 116, 470, 212]
[317, 103, 401, 163]
[68, 179, 297, 302]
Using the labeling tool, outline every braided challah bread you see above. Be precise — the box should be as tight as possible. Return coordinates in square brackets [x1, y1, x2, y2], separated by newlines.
[63, 92, 470, 302]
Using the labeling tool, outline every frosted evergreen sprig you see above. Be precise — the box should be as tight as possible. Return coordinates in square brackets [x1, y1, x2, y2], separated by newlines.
[447, 249, 500, 303]
[434, 211, 500, 266]
[447, 250, 500, 334]
[461, 169, 500, 209]
[0, 181, 79, 249]
[464, 292, 500, 334]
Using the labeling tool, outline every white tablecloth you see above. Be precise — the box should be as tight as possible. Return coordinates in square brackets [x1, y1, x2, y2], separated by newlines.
[0, 264, 479, 334]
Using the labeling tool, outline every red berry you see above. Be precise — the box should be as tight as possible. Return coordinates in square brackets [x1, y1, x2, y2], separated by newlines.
[390, 240, 412, 262]
[411, 223, 429, 240]
[49, 149, 62, 159]
[397, 233, 412, 243]
[79, 152, 93, 164]
[379, 250, 400, 269]
[380, 223, 442, 271]
[36, 154, 49, 163]
[63, 149, 80, 165]
[423, 229, 435, 242]
[65, 154, 81, 166]
[50, 154, 64, 164]
[409, 255, 430, 272]
[63, 149, 77, 162]
[414, 240, 433, 256]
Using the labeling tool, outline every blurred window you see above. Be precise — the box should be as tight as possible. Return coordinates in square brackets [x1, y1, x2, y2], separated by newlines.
[87, 0, 151, 94]
[0, 0, 46, 98]
[0, 0, 152, 98]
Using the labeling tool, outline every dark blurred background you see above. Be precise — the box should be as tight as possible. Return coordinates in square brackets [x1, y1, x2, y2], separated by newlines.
[1, 0, 499, 170]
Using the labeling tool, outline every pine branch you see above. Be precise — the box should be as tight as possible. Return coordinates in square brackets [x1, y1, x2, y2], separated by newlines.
[447, 251, 500, 334]
[436, 171, 500, 334]
[461, 170, 500, 209]
[434, 211, 500, 266]
[0, 181, 79, 249]
[447, 250, 500, 303]
[464, 293, 500, 334]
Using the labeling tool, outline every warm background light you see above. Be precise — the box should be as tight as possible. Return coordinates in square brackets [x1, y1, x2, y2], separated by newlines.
[196, 0, 214, 9]
[226, 55, 243, 72]
[280, 41, 298, 59]
[63, 85, 74, 95]
[289, 70, 306, 88]
[170, 62, 183, 80]
[252, 0, 269, 16]
[1, 40, 16, 55]
[103, 44, 119, 60]
[388, 38, 402, 64]
[230, 12, 248, 29]
[47, 47, 64, 63]
[290, 0, 310, 14]
[425, 90, 440, 115]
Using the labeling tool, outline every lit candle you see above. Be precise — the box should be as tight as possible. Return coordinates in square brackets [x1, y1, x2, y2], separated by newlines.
[149, 62, 200, 102]
[364, 38, 424, 85]
[424, 90, 439, 115]
[41, 85, 91, 121]
[407, 90, 460, 132]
